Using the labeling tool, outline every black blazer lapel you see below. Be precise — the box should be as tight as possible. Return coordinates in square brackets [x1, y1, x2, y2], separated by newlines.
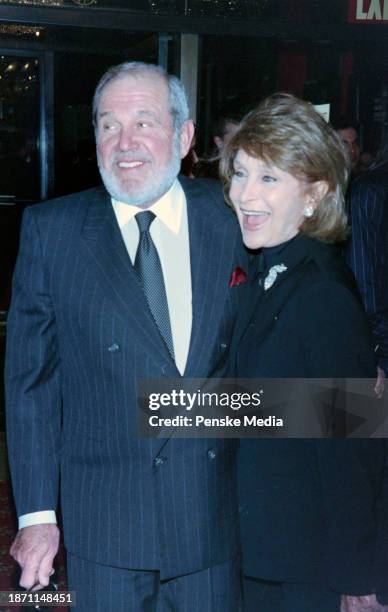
[231, 276, 262, 352]
[79, 187, 179, 374]
[237, 246, 311, 348]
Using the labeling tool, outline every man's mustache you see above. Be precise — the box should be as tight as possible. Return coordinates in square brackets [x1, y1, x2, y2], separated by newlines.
[111, 153, 152, 164]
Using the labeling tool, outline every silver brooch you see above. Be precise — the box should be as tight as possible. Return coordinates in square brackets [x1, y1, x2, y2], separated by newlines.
[263, 264, 288, 290]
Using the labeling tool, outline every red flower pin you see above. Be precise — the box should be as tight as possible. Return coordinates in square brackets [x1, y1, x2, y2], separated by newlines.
[229, 266, 247, 287]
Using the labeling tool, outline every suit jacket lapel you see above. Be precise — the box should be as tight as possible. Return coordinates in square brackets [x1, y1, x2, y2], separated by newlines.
[79, 187, 179, 374]
[182, 178, 243, 377]
[78, 182, 245, 377]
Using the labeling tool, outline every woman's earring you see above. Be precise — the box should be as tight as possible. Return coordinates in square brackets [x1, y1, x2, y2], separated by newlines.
[304, 203, 315, 218]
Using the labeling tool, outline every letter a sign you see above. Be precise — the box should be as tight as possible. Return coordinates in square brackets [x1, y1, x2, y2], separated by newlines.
[348, 0, 388, 22]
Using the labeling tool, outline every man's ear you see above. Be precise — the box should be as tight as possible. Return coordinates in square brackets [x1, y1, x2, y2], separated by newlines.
[180, 120, 195, 159]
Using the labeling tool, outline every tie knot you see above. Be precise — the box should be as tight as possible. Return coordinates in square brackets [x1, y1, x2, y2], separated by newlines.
[136, 211, 155, 233]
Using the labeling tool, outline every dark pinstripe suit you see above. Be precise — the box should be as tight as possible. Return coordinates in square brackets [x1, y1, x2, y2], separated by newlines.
[346, 164, 388, 374]
[5, 177, 247, 595]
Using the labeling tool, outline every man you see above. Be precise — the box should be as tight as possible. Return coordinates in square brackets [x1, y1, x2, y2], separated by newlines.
[195, 116, 240, 180]
[5, 62, 248, 611]
[346, 142, 388, 399]
[212, 116, 240, 154]
[334, 117, 362, 175]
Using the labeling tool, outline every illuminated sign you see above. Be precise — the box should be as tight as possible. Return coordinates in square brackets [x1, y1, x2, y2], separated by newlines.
[348, 0, 388, 23]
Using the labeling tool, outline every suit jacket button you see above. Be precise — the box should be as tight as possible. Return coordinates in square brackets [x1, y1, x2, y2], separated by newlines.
[154, 456, 166, 466]
[207, 448, 216, 460]
[108, 342, 120, 352]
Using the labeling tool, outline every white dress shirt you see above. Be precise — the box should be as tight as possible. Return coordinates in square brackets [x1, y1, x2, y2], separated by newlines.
[18, 179, 192, 529]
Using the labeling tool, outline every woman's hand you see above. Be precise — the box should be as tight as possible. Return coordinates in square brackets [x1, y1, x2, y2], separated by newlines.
[341, 594, 388, 612]
[374, 367, 385, 399]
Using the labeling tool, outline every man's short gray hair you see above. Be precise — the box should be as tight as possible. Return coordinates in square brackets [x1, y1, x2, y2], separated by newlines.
[92, 61, 189, 134]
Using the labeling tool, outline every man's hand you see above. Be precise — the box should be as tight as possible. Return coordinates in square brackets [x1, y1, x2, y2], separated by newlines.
[341, 594, 388, 612]
[10, 524, 60, 591]
[374, 367, 385, 399]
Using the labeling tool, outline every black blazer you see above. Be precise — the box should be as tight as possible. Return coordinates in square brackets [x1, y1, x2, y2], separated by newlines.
[234, 234, 388, 596]
[5, 177, 249, 580]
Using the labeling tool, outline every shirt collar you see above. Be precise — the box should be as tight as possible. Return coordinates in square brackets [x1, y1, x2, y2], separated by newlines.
[111, 179, 184, 234]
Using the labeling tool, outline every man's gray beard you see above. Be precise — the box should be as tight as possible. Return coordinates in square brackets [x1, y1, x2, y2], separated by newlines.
[97, 136, 182, 207]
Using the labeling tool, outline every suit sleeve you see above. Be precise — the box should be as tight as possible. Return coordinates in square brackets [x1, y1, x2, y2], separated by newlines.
[346, 179, 388, 373]
[5, 207, 62, 517]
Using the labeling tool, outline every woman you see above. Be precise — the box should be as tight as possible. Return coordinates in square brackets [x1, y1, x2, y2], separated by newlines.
[220, 94, 388, 612]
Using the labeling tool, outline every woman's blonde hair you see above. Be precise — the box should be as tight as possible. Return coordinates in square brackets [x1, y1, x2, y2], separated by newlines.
[220, 93, 350, 243]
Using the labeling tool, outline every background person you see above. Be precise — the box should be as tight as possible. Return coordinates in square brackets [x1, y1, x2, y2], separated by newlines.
[346, 139, 388, 399]
[5, 61, 249, 611]
[221, 93, 388, 612]
[212, 116, 240, 154]
[196, 116, 240, 180]
[333, 116, 371, 176]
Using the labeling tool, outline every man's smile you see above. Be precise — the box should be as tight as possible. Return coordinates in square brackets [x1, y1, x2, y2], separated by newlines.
[117, 160, 146, 169]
